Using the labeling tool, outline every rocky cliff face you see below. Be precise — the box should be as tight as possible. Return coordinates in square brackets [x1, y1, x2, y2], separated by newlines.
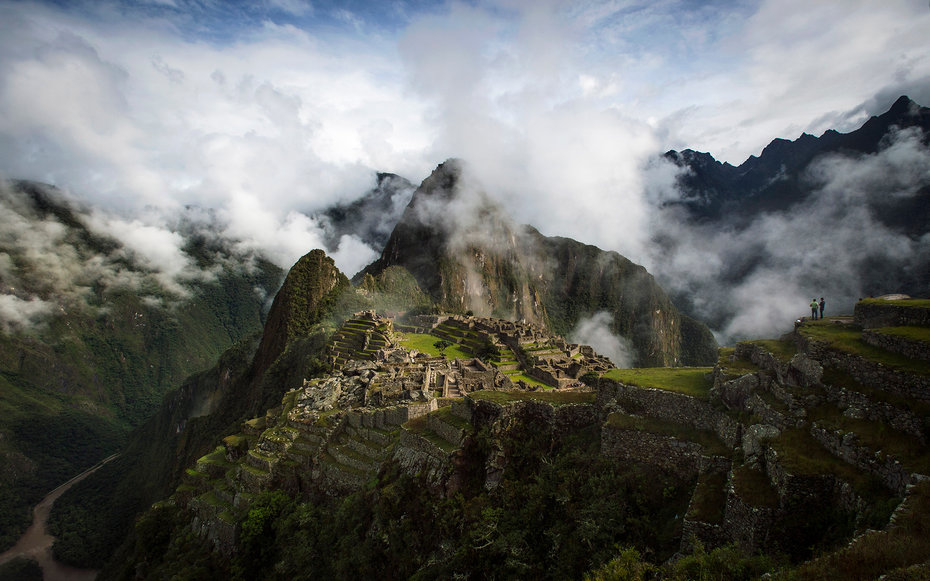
[358, 160, 546, 325]
[359, 160, 717, 366]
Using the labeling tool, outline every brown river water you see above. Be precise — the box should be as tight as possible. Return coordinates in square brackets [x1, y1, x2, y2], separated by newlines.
[0, 454, 119, 581]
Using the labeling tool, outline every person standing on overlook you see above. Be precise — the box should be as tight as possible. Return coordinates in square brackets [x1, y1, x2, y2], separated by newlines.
[810, 298, 819, 319]
[819, 297, 825, 319]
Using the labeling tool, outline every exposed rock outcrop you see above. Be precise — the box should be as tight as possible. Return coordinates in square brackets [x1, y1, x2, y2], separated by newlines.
[359, 160, 718, 366]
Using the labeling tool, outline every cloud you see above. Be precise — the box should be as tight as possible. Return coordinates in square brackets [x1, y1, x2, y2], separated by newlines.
[1, 0, 929, 344]
[85, 213, 206, 296]
[0, 180, 277, 331]
[569, 311, 634, 368]
[0, 294, 55, 333]
[0, 1, 434, 274]
[645, 127, 930, 344]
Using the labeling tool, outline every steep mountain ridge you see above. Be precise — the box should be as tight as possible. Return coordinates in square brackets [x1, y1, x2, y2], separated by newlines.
[9, 98, 927, 576]
[359, 159, 717, 367]
[667, 95, 930, 227]
[43, 249, 358, 568]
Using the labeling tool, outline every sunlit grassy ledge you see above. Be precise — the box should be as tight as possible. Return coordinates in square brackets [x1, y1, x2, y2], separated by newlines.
[602, 367, 714, 399]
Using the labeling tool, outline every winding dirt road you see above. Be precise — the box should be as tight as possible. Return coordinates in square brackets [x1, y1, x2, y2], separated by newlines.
[0, 454, 119, 581]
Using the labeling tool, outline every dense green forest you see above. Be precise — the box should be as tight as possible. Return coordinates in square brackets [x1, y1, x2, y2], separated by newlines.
[0, 244, 283, 551]
[105, 425, 700, 580]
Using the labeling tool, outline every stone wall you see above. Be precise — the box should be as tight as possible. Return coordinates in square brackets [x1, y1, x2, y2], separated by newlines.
[712, 372, 764, 411]
[862, 329, 930, 362]
[553, 403, 598, 434]
[601, 425, 704, 478]
[735, 342, 822, 389]
[191, 512, 238, 557]
[798, 335, 930, 401]
[393, 427, 454, 487]
[818, 382, 925, 440]
[680, 519, 727, 554]
[809, 423, 916, 495]
[722, 484, 776, 554]
[763, 447, 836, 509]
[854, 302, 930, 329]
[745, 392, 797, 430]
[428, 413, 468, 447]
[598, 379, 740, 448]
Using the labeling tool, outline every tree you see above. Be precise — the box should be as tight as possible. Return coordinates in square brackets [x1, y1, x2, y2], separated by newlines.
[580, 371, 600, 387]
[434, 340, 453, 356]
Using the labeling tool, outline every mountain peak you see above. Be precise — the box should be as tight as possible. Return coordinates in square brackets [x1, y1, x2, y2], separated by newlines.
[251, 249, 350, 380]
[890, 94, 915, 114]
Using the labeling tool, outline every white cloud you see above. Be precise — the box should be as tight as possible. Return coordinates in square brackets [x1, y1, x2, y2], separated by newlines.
[569, 311, 634, 368]
[0, 2, 434, 274]
[0, 0, 929, 343]
[0, 294, 55, 333]
[646, 127, 930, 344]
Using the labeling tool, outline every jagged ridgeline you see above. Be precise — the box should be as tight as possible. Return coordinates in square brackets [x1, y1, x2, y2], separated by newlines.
[0, 180, 283, 554]
[94, 294, 930, 580]
[357, 159, 718, 367]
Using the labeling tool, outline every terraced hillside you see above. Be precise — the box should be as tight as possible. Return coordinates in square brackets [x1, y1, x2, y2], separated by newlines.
[328, 311, 397, 367]
[107, 299, 930, 580]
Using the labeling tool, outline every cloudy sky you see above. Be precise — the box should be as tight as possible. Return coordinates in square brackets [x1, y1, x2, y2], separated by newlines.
[1, 0, 929, 341]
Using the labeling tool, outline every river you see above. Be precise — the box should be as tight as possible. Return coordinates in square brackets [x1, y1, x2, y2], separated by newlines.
[0, 454, 119, 581]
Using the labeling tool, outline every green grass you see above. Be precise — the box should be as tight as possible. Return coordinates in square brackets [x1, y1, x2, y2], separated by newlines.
[788, 481, 930, 580]
[765, 428, 900, 510]
[799, 322, 930, 375]
[859, 298, 930, 309]
[320, 452, 367, 476]
[605, 412, 731, 457]
[716, 347, 763, 377]
[602, 367, 714, 399]
[403, 416, 459, 453]
[809, 405, 930, 474]
[766, 428, 861, 480]
[820, 367, 930, 417]
[197, 447, 229, 466]
[507, 373, 552, 388]
[872, 326, 930, 344]
[469, 390, 596, 406]
[732, 465, 779, 508]
[398, 333, 472, 360]
[687, 470, 728, 523]
[432, 405, 473, 433]
[748, 339, 798, 361]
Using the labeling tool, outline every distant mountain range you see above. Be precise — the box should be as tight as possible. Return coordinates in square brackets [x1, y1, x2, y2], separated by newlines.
[665, 95, 930, 231]
[0, 181, 283, 551]
[655, 96, 930, 334]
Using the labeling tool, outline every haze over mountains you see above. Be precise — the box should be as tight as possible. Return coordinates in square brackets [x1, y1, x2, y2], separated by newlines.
[0, 93, 928, 578]
[1, 95, 928, 347]
[653, 95, 930, 341]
